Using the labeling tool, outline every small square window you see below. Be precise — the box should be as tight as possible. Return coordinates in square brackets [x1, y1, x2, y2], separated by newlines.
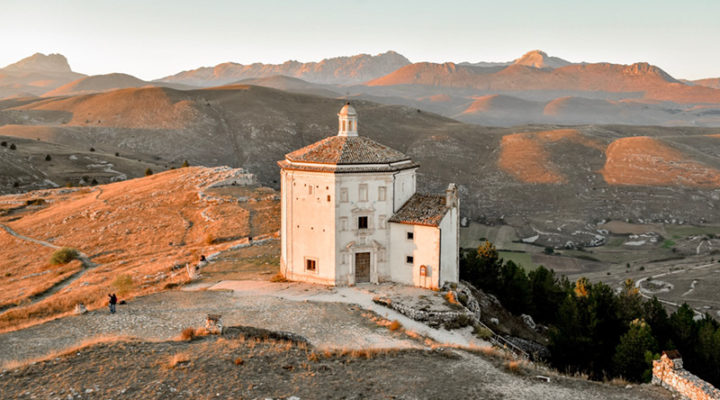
[358, 216, 368, 229]
[306, 259, 317, 272]
[407, 232, 414, 240]
[327, 195, 331, 202]
[406, 256, 414, 264]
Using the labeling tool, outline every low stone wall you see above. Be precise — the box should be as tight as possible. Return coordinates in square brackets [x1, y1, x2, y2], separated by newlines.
[652, 353, 720, 400]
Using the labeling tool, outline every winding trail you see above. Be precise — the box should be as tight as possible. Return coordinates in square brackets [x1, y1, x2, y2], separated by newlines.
[0, 223, 99, 312]
[635, 263, 716, 317]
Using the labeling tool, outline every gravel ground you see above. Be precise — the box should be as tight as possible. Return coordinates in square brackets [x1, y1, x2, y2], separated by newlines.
[0, 326, 673, 400]
[0, 289, 420, 366]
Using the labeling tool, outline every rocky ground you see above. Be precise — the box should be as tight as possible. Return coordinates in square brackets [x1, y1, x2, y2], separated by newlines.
[0, 308, 672, 400]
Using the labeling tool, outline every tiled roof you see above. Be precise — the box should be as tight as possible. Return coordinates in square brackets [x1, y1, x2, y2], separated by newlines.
[277, 159, 417, 173]
[285, 136, 410, 165]
[389, 193, 449, 227]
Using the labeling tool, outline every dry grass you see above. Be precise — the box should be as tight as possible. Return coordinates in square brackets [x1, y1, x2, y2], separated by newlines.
[178, 327, 196, 341]
[168, 352, 190, 368]
[0, 167, 279, 332]
[1, 335, 133, 370]
[269, 273, 288, 282]
[444, 291, 459, 305]
[307, 347, 402, 362]
[388, 320, 403, 331]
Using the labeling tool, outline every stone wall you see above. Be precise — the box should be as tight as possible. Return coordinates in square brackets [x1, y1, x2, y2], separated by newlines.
[652, 353, 720, 400]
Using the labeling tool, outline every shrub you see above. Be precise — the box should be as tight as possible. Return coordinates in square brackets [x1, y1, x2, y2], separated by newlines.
[544, 246, 554, 255]
[144, 168, 153, 176]
[114, 152, 119, 157]
[181, 160, 190, 168]
[388, 320, 403, 331]
[179, 327, 196, 341]
[111, 274, 134, 295]
[50, 247, 79, 265]
[89, 147, 95, 152]
[168, 352, 190, 368]
[91, 178, 98, 185]
[0, 141, 6, 147]
[45, 154, 51, 161]
[9, 143, 16, 150]
[473, 325, 494, 340]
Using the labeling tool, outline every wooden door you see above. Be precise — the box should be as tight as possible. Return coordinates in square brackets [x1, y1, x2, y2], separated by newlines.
[355, 252, 370, 283]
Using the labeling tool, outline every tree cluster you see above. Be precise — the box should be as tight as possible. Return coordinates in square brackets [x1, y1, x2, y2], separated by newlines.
[460, 241, 720, 385]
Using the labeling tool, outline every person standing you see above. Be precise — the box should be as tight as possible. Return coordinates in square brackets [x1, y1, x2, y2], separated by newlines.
[108, 293, 117, 314]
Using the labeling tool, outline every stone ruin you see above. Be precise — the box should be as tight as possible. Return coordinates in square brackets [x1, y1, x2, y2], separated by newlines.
[652, 350, 720, 400]
[205, 314, 223, 335]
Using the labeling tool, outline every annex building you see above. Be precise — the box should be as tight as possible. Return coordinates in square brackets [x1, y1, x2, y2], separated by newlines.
[278, 103, 459, 289]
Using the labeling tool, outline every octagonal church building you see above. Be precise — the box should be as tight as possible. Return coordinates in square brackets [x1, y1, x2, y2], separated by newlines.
[278, 103, 459, 289]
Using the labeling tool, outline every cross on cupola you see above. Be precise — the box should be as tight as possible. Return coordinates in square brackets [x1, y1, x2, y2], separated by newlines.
[337, 102, 358, 137]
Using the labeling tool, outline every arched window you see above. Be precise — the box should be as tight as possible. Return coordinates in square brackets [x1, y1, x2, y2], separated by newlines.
[342, 120, 346, 131]
[349, 120, 353, 131]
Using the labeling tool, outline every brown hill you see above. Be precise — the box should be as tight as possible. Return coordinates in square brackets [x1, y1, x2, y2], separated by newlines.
[693, 78, 720, 89]
[0, 53, 85, 97]
[159, 51, 410, 86]
[43, 73, 149, 97]
[0, 167, 277, 330]
[367, 60, 720, 103]
[2, 84, 720, 232]
[600, 136, 720, 187]
[513, 50, 572, 69]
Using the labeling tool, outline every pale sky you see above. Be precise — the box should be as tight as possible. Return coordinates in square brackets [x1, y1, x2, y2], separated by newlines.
[1, 0, 718, 80]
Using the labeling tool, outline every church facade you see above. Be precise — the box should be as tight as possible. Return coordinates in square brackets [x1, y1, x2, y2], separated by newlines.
[278, 103, 459, 289]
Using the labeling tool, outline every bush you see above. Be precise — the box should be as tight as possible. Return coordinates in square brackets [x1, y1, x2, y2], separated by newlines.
[114, 152, 119, 157]
[89, 147, 95, 152]
[544, 246, 554, 255]
[50, 247, 79, 265]
[144, 168, 153, 176]
[473, 325, 494, 340]
[9, 143, 16, 150]
[181, 160, 190, 168]
[179, 327, 196, 341]
[111, 274, 134, 295]
[388, 320, 402, 331]
[45, 154, 51, 161]
[0, 141, 6, 147]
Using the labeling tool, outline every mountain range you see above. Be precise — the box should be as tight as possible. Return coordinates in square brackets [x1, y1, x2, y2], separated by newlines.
[2, 50, 720, 126]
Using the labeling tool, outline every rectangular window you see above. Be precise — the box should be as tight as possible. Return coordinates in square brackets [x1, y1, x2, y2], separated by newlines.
[340, 217, 348, 231]
[407, 232, 414, 240]
[358, 216, 368, 229]
[378, 186, 386, 201]
[306, 258, 317, 272]
[406, 256, 414, 264]
[340, 188, 348, 203]
[378, 215, 386, 229]
[359, 184, 368, 202]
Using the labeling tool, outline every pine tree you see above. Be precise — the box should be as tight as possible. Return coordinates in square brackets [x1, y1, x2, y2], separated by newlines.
[181, 160, 189, 168]
[613, 319, 658, 382]
[145, 168, 153, 176]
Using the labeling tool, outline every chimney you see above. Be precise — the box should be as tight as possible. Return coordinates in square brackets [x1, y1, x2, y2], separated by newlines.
[445, 183, 457, 208]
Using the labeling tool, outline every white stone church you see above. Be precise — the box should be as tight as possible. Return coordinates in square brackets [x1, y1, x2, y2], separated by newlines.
[278, 103, 459, 289]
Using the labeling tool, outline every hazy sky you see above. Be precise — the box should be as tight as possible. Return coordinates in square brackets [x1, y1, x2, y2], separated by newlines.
[1, 0, 718, 80]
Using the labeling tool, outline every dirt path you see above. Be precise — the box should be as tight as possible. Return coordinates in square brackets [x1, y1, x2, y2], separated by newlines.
[635, 262, 716, 317]
[0, 223, 99, 310]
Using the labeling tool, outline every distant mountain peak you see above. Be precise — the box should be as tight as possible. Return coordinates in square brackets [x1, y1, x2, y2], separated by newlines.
[3, 53, 73, 73]
[513, 50, 572, 69]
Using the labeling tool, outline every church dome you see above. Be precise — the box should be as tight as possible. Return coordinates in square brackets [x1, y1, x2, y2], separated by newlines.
[338, 102, 357, 116]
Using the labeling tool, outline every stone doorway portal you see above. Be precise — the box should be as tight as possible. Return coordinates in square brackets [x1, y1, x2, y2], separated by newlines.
[355, 252, 370, 283]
